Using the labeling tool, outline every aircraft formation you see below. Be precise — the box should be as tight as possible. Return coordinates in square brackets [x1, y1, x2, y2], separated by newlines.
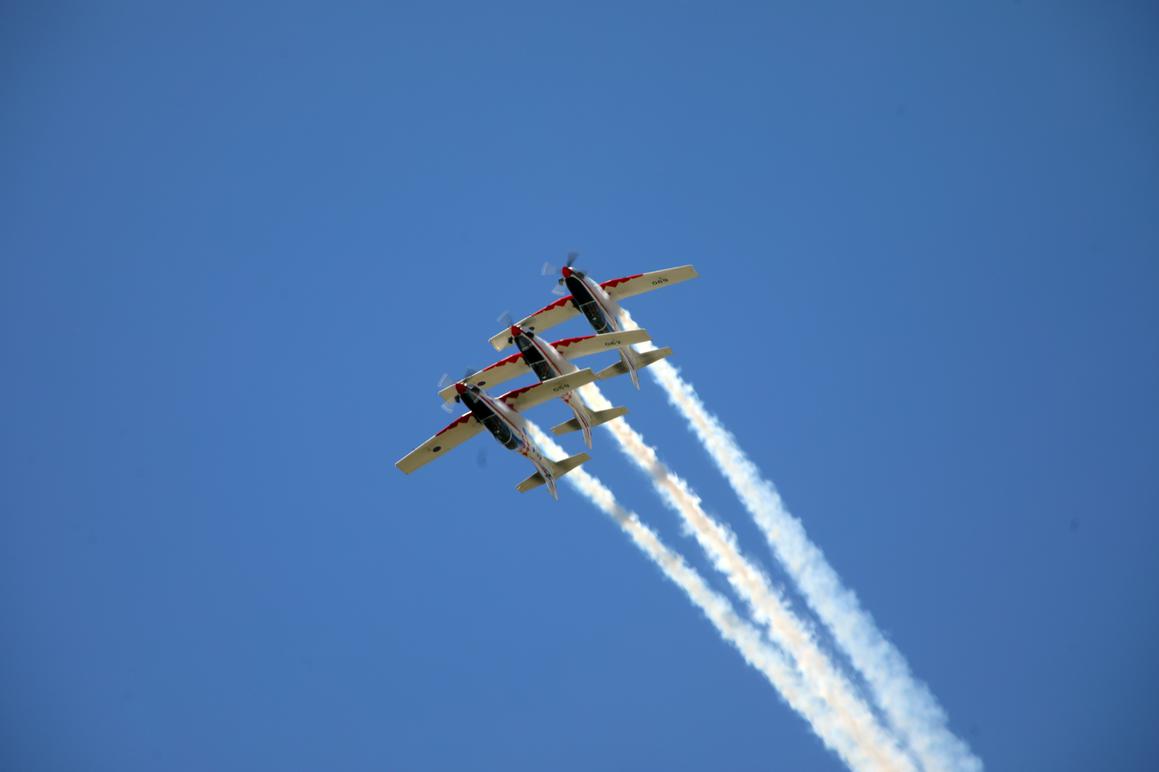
[395, 255, 698, 499]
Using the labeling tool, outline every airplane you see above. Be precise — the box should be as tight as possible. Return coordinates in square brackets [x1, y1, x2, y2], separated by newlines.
[487, 256, 697, 388]
[438, 325, 650, 449]
[396, 369, 597, 500]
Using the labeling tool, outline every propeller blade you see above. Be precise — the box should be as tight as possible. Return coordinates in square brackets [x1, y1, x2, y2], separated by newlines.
[551, 284, 569, 296]
[565, 251, 579, 268]
[437, 373, 450, 389]
[497, 310, 514, 327]
[541, 261, 557, 277]
[440, 400, 455, 413]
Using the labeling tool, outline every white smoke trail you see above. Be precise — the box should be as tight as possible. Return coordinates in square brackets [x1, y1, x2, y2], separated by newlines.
[620, 310, 982, 772]
[526, 423, 882, 772]
[568, 387, 915, 772]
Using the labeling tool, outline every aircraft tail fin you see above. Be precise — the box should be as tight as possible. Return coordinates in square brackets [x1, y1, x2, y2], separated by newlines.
[551, 406, 628, 438]
[516, 453, 591, 495]
[595, 347, 673, 382]
[515, 472, 547, 494]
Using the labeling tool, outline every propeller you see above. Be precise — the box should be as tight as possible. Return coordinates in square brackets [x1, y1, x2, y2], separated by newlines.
[496, 311, 519, 344]
[499, 311, 537, 340]
[558, 251, 582, 285]
[437, 368, 477, 411]
[437, 373, 453, 411]
[542, 251, 581, 292]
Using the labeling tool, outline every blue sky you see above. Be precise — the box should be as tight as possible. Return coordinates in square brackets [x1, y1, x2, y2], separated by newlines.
[2, 3, 1157, 770]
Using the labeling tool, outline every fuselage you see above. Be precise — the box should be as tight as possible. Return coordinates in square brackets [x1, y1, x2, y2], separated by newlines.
[457, 384, 559, 495]
[564, 270, 624, 336]
[459, 386, 526, 451]
[562, 268, 640, 388]
[513, 328, 575, 381]
[512, 326, 593, 445]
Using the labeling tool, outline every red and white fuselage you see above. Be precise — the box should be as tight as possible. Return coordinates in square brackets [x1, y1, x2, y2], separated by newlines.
[560, 265, 646, 387]
[509, 324, 602, 448]
[455, 381, 563, 499]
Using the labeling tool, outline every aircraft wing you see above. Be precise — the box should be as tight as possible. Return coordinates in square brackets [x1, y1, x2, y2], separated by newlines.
[499, 369, 596, 413]
[601, 265, 698, 302]
[551, 329, 651, 359]
[395, 412, 483, 474]
[436, 353, 530, 403]
[488, 296, 578, 351]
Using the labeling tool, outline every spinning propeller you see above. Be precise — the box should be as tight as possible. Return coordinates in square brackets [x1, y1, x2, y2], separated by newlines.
[496, 310, 534, 344]
[435, 370, 486, 465]
[436, 371, 486, 464]
[542, 251, 581, 296]
[436, 368, 477, 411]
[496, 310, 517, 345]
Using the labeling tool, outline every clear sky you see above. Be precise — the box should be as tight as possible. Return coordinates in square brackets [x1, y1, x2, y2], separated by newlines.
[2, 3, 1157, 771]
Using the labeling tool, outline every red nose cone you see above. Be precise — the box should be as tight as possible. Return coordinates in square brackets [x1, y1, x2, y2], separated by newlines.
[454, 382, 467, 396]
[561, 266, 573, 279]
[510, 324, 522, 338]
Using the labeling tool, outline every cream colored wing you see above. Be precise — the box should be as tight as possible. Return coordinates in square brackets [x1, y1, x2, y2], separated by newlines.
[395, 413, 483, 474]
[436, 353, 530, 403]
[487, 296, 579, 351]
[498, 369, 596, 413]
[549, 329, 651, 360]
[601, 265, 698, 302]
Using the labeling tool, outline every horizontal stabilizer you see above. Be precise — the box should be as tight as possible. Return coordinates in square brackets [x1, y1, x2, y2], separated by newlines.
[551, 406, 628, 436]
[596, 347, 673, 380]
[515, 472, 548, 493]
[516, 452, 591, 493]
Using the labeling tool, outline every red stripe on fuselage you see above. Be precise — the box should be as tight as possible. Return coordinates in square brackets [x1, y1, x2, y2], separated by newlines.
[534, 333, 590, 435]
[530, 334, 564, 377]
[583, 275, 623, 333]
[477, 391, 531, 453]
